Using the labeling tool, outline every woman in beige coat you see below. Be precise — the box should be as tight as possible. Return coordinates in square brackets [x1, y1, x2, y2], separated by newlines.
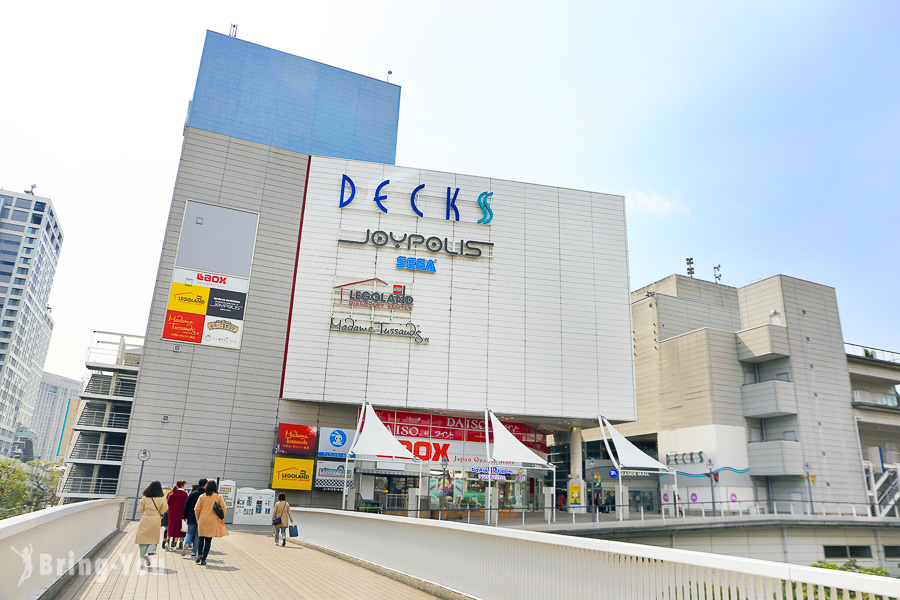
[135, 481, 168, 567]
[272, 492, 294, 547]
[194, 480, 228, 565]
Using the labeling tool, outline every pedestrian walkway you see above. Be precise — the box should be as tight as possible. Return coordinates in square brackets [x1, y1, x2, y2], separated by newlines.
[53, 522, 437, 600]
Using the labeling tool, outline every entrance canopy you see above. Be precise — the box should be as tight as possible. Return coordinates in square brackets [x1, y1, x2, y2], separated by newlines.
[347, 402, 415, 461]
[487, 410, 551, 467]
[599, 416, 670, 472]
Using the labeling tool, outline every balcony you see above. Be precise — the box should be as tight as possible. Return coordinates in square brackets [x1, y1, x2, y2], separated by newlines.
[853, 389, 900, 411]
[747, 440, 804, 476]
[74, 410, 131, 431]
[742, 380, 798, 418]
[67, 442, 125, 464]
[82, 374, 136, 399]
[61, 476, 119, 497]
[736, 324, 790, 363]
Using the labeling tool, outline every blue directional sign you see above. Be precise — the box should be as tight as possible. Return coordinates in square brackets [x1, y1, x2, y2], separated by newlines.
[609, 469, 619, 479]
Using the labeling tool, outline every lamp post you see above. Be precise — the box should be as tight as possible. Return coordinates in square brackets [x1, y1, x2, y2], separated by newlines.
[804, 462, 814, 516]
[131, 449, 151, 521]
[706, 457, 716, 517]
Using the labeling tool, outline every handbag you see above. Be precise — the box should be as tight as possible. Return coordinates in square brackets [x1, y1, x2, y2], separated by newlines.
[272, 502, 286, 527]
[181, 519, 188, 533]
[212, 496, 225, 520]
[288, 525, 298, 538]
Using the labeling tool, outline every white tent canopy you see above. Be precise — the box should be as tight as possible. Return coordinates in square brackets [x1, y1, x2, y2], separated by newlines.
[487, 410, 551, 467]
[347, 402, 415, 460]
[598, 416, 674, 521]
[342, 402, 418, 510]
[600, 416, 670, 472]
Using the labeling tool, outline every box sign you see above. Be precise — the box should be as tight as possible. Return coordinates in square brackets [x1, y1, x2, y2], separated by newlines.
[276, 424, 317, 456]
[318, 427, 356, 458]
[376, 409, 547, 467]
[272, 457, 314, 491]
[281, 156, 636, 422]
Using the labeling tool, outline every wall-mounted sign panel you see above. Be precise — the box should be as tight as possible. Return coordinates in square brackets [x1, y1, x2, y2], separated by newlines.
[282, 157, 635, 421]
[163, 201, 258, 351]
[275, 423, 317, 456]
[272, 457, 314, 491]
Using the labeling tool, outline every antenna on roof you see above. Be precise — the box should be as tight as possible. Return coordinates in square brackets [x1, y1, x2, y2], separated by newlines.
[229, 24, 238, 38]
[386, 70, 392, 83]
[24, 184, 36, 195]
[714, 264, 722, 284]
[685, 257, 694, 278]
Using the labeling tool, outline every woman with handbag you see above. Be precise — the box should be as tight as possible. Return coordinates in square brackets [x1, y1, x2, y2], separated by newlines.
[194, 480, 228, 565]
[135, 481, 168, 567]
[272, 492, 294, 547]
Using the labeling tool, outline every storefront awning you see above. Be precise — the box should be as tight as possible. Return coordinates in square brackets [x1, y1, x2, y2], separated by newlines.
[348, 402, 416, 461]
[600, 416, 671, 472]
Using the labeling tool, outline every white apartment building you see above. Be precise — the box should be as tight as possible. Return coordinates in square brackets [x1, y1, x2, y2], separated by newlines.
[31, 372, 81, 461]
[0, 189, 63, 456]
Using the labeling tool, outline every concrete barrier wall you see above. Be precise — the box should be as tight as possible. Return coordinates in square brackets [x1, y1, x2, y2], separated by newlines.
[0, 499, 123, 600]
[297, 508, 900, 600]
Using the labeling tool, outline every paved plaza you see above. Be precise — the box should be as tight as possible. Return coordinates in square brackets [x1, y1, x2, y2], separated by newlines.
[53, 522, 437, 600]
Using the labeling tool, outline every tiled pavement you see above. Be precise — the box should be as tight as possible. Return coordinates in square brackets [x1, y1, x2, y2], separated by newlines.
[53, 522, 437, 599]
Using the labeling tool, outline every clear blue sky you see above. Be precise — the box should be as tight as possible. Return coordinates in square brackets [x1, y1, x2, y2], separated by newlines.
[1, 1, 898, 378]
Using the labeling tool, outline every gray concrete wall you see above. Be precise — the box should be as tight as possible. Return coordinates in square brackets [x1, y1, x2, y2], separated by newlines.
[118, 128, 317, 508]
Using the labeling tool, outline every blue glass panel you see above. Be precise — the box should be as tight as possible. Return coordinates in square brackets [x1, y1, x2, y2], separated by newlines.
[186, 31, 400, 164]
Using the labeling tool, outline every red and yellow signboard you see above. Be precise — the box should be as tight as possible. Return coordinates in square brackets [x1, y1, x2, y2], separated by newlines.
[272, 456, 314, 491]
[162, 268, 248, 350]
[276, 423, 317, 456]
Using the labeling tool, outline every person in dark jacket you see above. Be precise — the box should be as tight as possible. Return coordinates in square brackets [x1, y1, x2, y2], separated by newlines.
[181, 478, 207, 557]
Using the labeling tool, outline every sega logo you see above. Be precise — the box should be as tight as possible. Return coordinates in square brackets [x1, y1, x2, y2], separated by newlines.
[396, 256, 436, 272]
[197, 272, 227, 285]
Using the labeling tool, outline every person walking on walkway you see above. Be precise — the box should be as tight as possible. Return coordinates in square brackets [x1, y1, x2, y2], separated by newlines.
[272, 492, 294, 547]
[194, 479, 228, 566]
[164, 479, 188, 550]
[135, 481, 168, 568]
[181, 479, 207, 558]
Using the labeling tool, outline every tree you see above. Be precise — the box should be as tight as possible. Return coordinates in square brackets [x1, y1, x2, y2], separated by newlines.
[25, 460, 63, 511]
[0, 458, 28, 519]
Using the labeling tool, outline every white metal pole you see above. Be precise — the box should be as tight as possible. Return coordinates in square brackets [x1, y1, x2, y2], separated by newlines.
[343, 402, 367, 511]
[552, 465, 557, 522]
[673, 470, 679, 517]
[485, 408, 491, 525]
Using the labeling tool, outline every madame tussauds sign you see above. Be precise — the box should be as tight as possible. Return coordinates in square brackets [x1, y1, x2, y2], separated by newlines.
[329, 317, 429, 344]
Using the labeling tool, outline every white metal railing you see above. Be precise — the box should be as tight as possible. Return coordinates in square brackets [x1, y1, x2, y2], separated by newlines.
[68, 442, 125, 462]
[0, 498, 124, 600]
[297, 508, 900, 599]
[846, 343, 900, 365]
[76, 410, 131, 429]
[61, 476, 119, 496]
[85, 346, 141, 368]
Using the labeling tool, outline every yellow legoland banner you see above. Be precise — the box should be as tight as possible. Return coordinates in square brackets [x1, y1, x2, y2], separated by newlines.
[167, 282, 210, 315]
[272, 457, 314, 491]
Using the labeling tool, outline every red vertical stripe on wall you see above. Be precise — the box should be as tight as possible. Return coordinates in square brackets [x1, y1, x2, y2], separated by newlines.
[279, 155, 312, 398]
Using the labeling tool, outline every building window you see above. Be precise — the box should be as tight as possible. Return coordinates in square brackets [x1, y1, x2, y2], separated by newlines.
[21, 247, 32, 255]
[884, 546, 900, 559]
[14, 198, 31, 209]
[823, 545, 872, 560]
[10, 289, 21, 296]
[24, 237, 35, 245]
[2, 321, 14, 328]
[11, 210, 28, 222]
[0, 332, 10, 338]
[7, 300, 18, 306]
[13, 278, 24, 285]
[26, 227, 38, 234]
[15, 268, 26, 275]
[4, 310, 16, 317]
[31, 214, 42, 225]
[33, 202, 45, 212]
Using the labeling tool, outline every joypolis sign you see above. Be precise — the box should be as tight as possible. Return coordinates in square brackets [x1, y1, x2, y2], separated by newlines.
[339, 174, 494, 224]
